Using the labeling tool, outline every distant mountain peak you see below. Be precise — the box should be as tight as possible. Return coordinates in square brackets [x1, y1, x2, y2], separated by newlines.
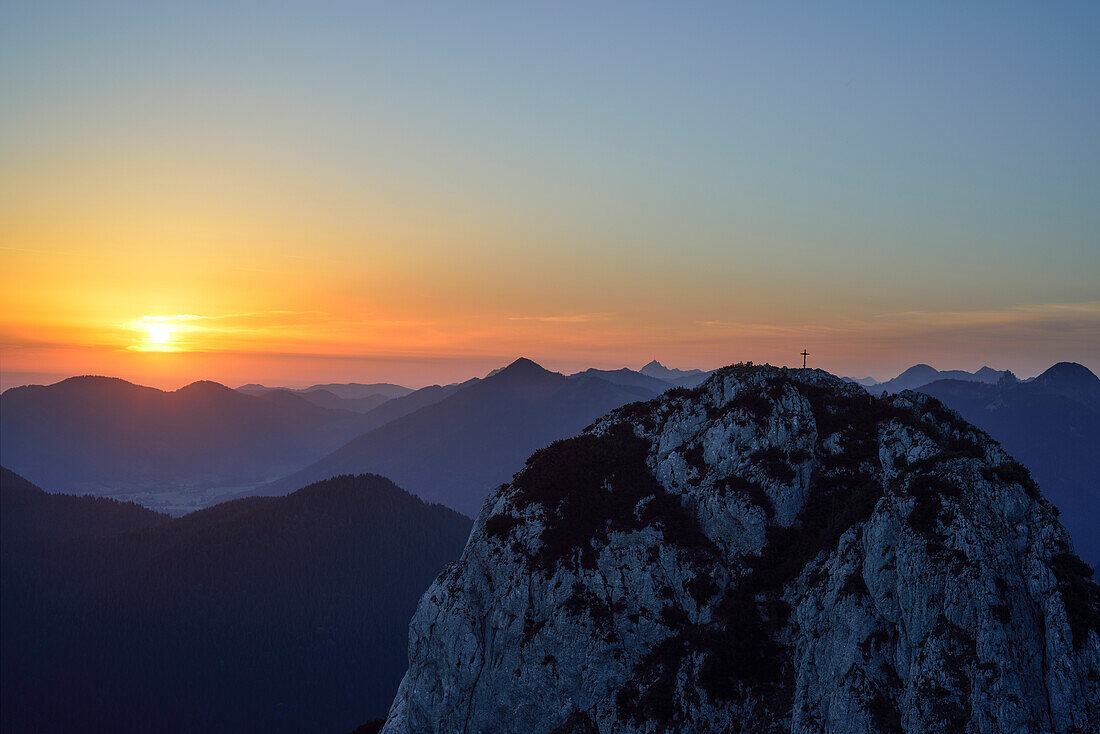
[896, 363, 938, 378]
[55, 375, 140, 389]
[65, 374, 130, 384]
[175, 380, 235, 395]
[867, 364, 1010, 395]
[490, 357, 559, 382]
[639, 360, 705, 380]
[1036, 361, 1098, 384]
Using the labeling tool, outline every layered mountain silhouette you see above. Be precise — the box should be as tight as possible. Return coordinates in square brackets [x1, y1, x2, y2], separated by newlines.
[0, 470, 471, 734]
[344, 378, 478, 434]
[568, 367, 681, 393]
[639, 359, 711, 387]
[862, 364, 1009, 394]
[264, 359, 658, 516]
[265, 387, 393, 413]
[917, 362, 1100, 567]
[238, 381, 413, 413]
[0, 376, 401, 512]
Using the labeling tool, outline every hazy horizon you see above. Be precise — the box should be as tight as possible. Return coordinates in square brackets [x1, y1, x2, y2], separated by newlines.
[0, 353, 1087, 394]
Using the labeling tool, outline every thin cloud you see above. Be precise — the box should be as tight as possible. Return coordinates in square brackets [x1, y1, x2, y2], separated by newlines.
[507, 313, 613, 323]
[883, 301, 1100, 327]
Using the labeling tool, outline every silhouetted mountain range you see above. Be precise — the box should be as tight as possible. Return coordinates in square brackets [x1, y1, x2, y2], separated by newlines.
[916, 362, 1100, 567]
[568, 367, 679, 393]
[0, 470, 471, 734]
[0, 376, 393, 513]
[238, 381, 413, 413]
[638, 359, 711, 387]
[264, 359, 658, 516]
[269, 387, 393, 413]
[239, 381, 411, 400]
[346, 378, 478, 434]
[859, 364, 1011, 394]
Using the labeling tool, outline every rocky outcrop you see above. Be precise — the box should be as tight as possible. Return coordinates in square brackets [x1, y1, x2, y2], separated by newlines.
[382, 365, 1100, 733]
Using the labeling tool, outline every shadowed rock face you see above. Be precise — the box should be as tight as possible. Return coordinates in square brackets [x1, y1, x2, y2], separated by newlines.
[381, 365, 1100, 734]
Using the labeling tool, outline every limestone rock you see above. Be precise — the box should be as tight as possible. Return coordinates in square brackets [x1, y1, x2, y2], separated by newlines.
[382, 365, 1100, 733]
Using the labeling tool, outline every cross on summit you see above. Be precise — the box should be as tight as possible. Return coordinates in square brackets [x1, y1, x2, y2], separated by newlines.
[801, 349, 809, 368]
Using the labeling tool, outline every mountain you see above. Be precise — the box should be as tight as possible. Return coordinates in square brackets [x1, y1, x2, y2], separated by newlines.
[867, 363, 1010, 395]
[259, 386, 392, 413]
[301, 382, 413, 400]
[639, 359, 710, 387]
[1, 467, 168, 547]
[379, 365, 1099, 733]
[238, 381, 411, 400]
[1029, 361, 1100, 406]
[265, 359, 658, 516]
[346, 379, 479, 433]
[1, 473, 471, 734]
[0, 376, 395, 513]
[569, 367, 677, 394]
[917, 362, 1100, 567]
[238, 381, 413, 413]
[841, 375, 879, 387]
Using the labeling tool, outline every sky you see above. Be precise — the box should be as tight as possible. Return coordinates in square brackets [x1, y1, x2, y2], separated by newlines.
[2, 1, 1098, 389]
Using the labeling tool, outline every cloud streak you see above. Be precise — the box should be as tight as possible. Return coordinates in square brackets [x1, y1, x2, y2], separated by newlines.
[506, 313, 613, 323]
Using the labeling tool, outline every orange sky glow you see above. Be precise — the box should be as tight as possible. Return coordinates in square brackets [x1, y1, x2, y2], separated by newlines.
[1, 168, 1096, 388]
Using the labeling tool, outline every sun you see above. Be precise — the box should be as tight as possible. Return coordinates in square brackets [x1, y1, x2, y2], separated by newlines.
[129, 316, 188, 351]
[146, 322, 175, 345]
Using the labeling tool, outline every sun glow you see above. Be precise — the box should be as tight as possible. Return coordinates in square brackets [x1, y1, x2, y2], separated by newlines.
[130, 316, 191, 352]
[146, 322, 174, 345]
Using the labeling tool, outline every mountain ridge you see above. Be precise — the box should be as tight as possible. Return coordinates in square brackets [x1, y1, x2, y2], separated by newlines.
[263, 359, 659, 515]
[1, 472, 471, 734]
[0, 375, 394, 513]
[915, 361, 1100, 566]
[863, 364, 1011, 395]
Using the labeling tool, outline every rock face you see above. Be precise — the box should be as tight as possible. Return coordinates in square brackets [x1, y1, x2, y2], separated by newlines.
[382, 366, 1100, 733]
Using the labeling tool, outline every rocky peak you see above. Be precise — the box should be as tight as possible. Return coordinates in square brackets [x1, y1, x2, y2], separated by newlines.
[381, 365, 1100, 733]
[639, 360, 705, 381]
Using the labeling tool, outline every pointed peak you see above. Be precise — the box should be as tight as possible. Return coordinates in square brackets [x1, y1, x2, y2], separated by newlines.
[500, 357, 549, 374]
[640, 360, 705, 380]
[487, 358, 561, 384]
